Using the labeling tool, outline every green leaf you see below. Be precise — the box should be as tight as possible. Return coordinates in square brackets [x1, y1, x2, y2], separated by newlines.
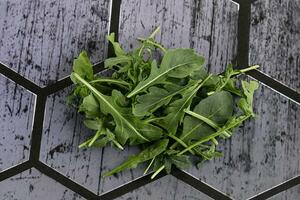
[83, 118, 103, 130]
[238, 80, 259, 116]
[104, 139, 169, 177]
[79, 94, 101, 118]
[104, 56, 132, 69]
[73, 73, 164, 145]
[163, 76, 211, 134]
[132, 84, 183, 117]
[71, 51, 93, 82]
[181, 91, 233, 142]
[107, 33, 126, 57]
[169, 155, 192, 169]
[127, 49, 205, 97]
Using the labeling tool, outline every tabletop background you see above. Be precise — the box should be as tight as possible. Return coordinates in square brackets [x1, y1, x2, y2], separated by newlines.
[0, 0, 299, 199]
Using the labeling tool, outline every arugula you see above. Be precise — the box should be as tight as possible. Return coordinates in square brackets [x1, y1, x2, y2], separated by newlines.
[68, 27, 259, 179]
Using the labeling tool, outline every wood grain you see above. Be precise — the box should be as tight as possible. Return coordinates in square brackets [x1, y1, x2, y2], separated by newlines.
[249, 0, 300, 92]
[118, 0, 239, 74]
[0, 168, 83, 199]
[0, 75, 34, 172]
[115, 175, 213, 200]
[0, 0, 110, 87]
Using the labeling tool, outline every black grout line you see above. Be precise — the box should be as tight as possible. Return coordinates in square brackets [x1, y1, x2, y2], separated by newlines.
[0, 160, 33, 182]
[247, 70, 300, 103]
[43, 76, 73, 96]
[107, 0, 122, 58]
[29, 94, 47, 162]
[0, 62, 41, 94]
[42, 61, 105, 95]
[171, 169, 233, 200]
[248, 175, 300, 200]
[100, 171, 167, 200]
[35, 161, 99, 199]
[233, 0, 300, 103]
[232, 0, 251, 67]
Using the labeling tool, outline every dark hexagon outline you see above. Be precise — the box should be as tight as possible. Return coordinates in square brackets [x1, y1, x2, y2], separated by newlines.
[0, 0, 299, 199]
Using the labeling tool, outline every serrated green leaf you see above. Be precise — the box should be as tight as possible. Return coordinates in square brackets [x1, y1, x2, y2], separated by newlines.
[107, 33, 126, 57]
[71, 51, 93, 82]
[238, 81, 259, 116]
[104, 139, 169, 177]
[127, 49, 205, 97]
[104, 56, 132, 69]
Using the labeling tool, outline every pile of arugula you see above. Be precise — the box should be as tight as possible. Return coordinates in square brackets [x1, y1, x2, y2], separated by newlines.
[68, 27, 259, 179]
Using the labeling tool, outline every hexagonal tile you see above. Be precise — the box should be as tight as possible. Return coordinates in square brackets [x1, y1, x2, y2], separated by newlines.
[249, 0, 300, 92]
[0, 0, 110, 87]
[0, 168, 83, 199]
[118, 0, 239, 74]
[40, 85, 146, 194]
[115, 175, 213, 200]
[184, 77, 300, 199]
[0, 74, 35, 171]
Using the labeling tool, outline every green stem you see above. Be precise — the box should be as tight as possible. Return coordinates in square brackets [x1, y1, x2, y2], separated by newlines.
[112, 139, 124, 150]
[178, 115, 250, 155]
[88, 129, 104, 147]
[144, 157, 156, 175]
[184, 110, 231, 137]
[79, 138, 92, 148]
[239, 65, 259, 73]
[90, 79, 130, 86]
[208, 65, 259, 96]
[211, 138, 218, 145]
[151, 165, 165, 179]
[149, 26, 161, 38]
[146, 40, 166, 52]
[167, 134, 195, 155]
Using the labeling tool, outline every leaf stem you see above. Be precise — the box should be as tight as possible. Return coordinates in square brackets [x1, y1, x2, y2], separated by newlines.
[149, 26, 161, 38]
[177, 115, 250, 155]
[184, 110, 231, 137]
[167, 134, 195, 155]
[239, 65, 259, 73]
[151, 165, 165, 179]
[90, 79, 130, 86]
[144, 157, 156, 175]
[112, 139, 124, 150]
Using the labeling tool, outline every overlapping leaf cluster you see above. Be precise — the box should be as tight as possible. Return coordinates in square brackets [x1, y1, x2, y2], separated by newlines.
[68, 28, 259, 178]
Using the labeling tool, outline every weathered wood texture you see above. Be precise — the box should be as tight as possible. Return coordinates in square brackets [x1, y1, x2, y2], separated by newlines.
[249, 0, 300, 92]
[118, 0, 239, 74]
[0, 0, 110, 87]
[115, 175, 213, 200]
[0, 75, 34, 172]
[0, 168, 83, 199]
[185, 79, 300, 199]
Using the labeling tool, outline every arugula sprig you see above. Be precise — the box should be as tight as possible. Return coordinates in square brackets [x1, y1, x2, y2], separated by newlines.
[68, 27, 259, 179]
